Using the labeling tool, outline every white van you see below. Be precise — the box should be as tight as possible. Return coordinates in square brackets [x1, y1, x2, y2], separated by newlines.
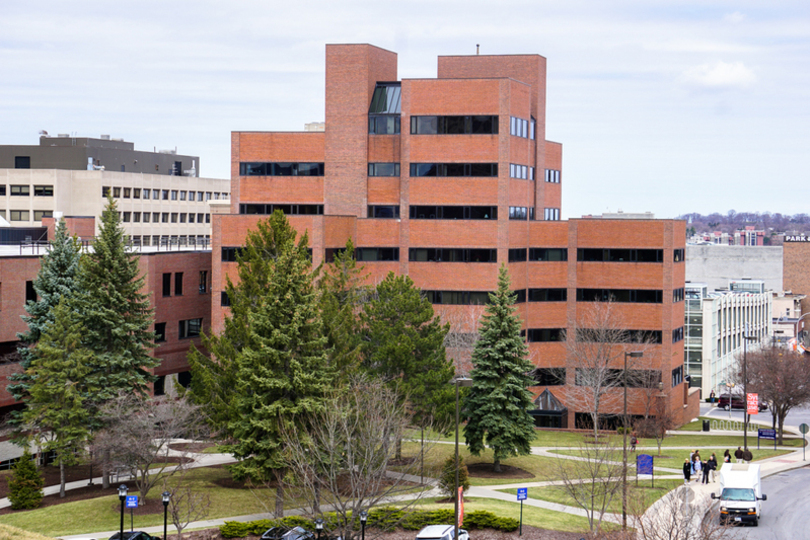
[711, 463, 767, 526]
[415, 525, 469, 540]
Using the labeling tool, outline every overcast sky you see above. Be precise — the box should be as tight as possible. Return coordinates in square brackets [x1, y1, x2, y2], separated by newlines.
[2, 1, 808, 219]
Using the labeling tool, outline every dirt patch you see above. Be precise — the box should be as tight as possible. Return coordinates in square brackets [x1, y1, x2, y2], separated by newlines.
[388, 457, 417, 467]
[466, 463, 534, 480]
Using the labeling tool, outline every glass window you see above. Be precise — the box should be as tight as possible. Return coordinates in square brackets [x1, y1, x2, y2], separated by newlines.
[368, 163, 400, 176]
[133, 212, 141, 223]
[171, 190, 178, 200]
[180, 191, 187, 201]
[123, 188, 131, 198]
[10, 185, 30, 196]
[133, 188, 141, 199]
[171, 213, 178, 223]
[34, 185, 54, 197]
[10, 210, 29, 221]
[162, 273, 171, 297]
[113, 187, 121, 197]
[33, 210, 53, 221]
[14, 156, 31, 169]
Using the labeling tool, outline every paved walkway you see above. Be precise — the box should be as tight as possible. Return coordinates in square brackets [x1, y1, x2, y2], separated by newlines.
[21, 426, 808, 540]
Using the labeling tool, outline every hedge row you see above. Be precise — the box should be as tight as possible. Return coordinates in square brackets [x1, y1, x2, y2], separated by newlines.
[220, 508, 519, 538]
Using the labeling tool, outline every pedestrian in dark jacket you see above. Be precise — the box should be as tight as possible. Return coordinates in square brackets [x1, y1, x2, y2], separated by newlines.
[683, 459, 692, 484]
[743, 448, 753, 463]
[723, 449, 731, 463]
[734, 446, 744, 462]
[702, 460, 710, 484]
[708, 453, 718, 482]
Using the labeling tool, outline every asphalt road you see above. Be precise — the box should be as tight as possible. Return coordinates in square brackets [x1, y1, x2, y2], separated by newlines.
[727, 466, 810, 539]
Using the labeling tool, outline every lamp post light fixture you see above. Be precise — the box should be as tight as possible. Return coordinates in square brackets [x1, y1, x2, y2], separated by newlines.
[315, 518, 323, 540]
[359, 510, 368, 540]
[162, 491, 171, 540]
[454, 377, 473, 540]
[118, 484, 128, 540]
[622, 351, 643, 530]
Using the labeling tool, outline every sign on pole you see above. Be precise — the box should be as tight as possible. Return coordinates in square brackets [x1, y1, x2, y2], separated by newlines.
[458, 487, 464, 528]
[747, 393, 759, 415]
[125, 495, 138, 508]
[801, 423, 809, 461]
[637, 454, 654, 487]
[517, 488, 527, 536]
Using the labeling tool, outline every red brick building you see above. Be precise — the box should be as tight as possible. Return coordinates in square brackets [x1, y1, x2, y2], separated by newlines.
[215, 44, 697, 428]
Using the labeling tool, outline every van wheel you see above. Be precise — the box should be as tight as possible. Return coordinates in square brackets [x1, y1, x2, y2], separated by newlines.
[753, 518, 759, 527]
[724, 405, 730, 411]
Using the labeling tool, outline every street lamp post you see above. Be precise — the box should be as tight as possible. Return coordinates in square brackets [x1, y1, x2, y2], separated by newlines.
[622, 351, 643, 530]
[454, 377, 473, 540]
[118, 484, 128, 540]
[359, 510, 368, 540]
[162, 491, 171, 540]
[315, 518, 323, 540]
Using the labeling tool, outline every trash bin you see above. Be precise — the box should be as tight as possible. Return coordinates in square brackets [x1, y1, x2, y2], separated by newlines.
[702, 420, 710, 432]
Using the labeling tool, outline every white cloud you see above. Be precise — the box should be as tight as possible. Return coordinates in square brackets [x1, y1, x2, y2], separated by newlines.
[724, 11, 746, 24]
[683, 61, 756, 88]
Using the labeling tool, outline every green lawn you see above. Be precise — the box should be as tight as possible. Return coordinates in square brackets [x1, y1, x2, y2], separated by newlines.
[500, 478, 684, 514]
[414, 497, 610, 534]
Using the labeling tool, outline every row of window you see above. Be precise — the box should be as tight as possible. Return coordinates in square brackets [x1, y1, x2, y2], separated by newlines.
[103, 186, 226, 201]
[130, 235, 209, 248]
[423, 290, 491, 305]
[239, 162, 325, 177]
[673, 288, 685, 302]
[513, 288, 568, 303]
[410, 115, 499, 135]
[0, 210, 53, 221]
[162, 271, 209, 297]
[368, 163, 400, 177]
[0, 185, 53, 197]
[409, 205, 497, 220]
[121, 212, 211, 224]
[545, 169, 561, 183]
[368, 206, 400, 219]
[672, 326, 684, 343]
[409, 163, 498, 177]
[509, 164, 534, 180]
[503, 248, 570, 261]
[576, 289, 663, 304]
[544, 208, 560, 221]
[368, 115, 401, 135]
[510, 116, 536, 139]
[409, 248, 497, 263]
[239, 204, 324, 215]
[577, 248, 665, 263]
[154, 318, 202, 342]
[576, 329, 663, 344]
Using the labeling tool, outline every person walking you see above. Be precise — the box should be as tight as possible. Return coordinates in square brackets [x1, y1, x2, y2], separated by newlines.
[692, 455, 702, 483]
[683, 459, 692, 484]
[734, 446, 744, 463]
[710, 390, 716, 404]
[702, 459, 711, 484]
[631, 432, 638, 452]
[708, 453, 718, 482]
[723, 449, 731, 463]
[743, 448, 753, 463]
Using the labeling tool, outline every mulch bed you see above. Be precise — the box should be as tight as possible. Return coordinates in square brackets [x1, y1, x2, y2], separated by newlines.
[466, 463, 534, 480]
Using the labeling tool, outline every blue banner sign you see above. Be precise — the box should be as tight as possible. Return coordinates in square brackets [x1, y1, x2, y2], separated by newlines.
[517, 487, 528, 501]
[636, 454, 654, 475]
[125, 495, 139, 508]
[758, 429, 776, 440]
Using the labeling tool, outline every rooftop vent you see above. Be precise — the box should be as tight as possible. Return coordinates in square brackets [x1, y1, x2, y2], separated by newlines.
[58, 134, 69, 138]
[100, 134, 111, 140]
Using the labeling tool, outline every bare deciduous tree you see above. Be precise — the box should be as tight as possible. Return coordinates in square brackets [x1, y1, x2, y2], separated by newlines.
[737, 345, 810, 444]
[550, 438, 624, 535]
[94, 392, 206, 502]
[163, 476, 211, 539]
[282, 376, 435, 540]
[623, 488, 736, 540]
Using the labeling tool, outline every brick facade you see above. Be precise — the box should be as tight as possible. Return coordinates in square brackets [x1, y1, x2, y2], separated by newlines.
[214, 44, 694, 428]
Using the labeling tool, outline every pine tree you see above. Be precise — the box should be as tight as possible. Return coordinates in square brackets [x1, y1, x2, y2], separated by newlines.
[188, 211, 300, 430]
[8, 219, 82, 408]
[22, 300, 94, 498]
[319, 238, 367, 379]
[7, 450, 44, 510]
[438, 455, 470, 501]
[74, 196, 157, 402]
[463, 265, 536, 472]
[361, 273, 455, 438]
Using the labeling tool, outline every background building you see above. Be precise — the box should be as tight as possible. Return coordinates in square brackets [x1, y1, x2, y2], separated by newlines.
[214, 43, 697, 429]
[686, 244, 782, 292]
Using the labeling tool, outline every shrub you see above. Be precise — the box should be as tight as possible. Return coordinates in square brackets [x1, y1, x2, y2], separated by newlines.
[7, 450, 43, 510]
[463, 510, 519, 532]
[438, 455, 470, 501]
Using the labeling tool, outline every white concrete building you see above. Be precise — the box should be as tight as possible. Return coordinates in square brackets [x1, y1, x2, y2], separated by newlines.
[684, 280, 772, 398]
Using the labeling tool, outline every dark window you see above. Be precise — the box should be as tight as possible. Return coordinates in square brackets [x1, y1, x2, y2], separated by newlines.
[10, 185, 30, 196]
[410, 163, 498, 177]
[102, 186, 110, 197]
[221, 247, 242, 262]
[512, 289, 527, 303]
[221, 291, 231, 307]
[0, 185, 5, 196]
[577, 248, 664, 263]
[367, 205, 400, 219]
[155, 322, 166, 343]
[674, 249, 685, 262]
[14, 156, 31, 169]
[368, 163, 400, 176]
[508, 248, 527, 262]
[34, 185, 53, 197]
[179, 318, 202, 339]
[672, 327, 684, 343]
[411, 115, 498, 135]
[528, 288, 568, 302]
[576, 289, 663, 304]
[162, 273, 171, 297]
[239, 162, 325, 176]
[524, 328, 565, 342]
[673, 288, 685, 302]
[529, 248, 568, 262]
[154, 375, 166, 396]
[576, 328, 662, 344]
[509, 207, 528, 220]
[672, 365, 683, 387]
[532, 368, 566, 386]
[25, 281, 36, 303]
[239, 204, 324, 215]
[408, 248, 496, 263]
[355, 247, 399, 262]
[409, 205, 497, 220]
[423, 291, 491, 305]
[544, 169, 561, 183]
[199, 271, 208, 294]
[175, 273, 183, 296]
[368, 115, 401, 134]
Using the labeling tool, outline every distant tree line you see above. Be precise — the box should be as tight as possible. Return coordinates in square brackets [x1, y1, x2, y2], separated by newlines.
[678, 210, 810, 243]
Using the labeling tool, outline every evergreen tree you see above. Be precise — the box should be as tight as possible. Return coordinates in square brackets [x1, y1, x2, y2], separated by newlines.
[361, 273, 455, 437]
[74, 196, 157, 402]
[438, 454, 470, 501]
[22, 300, 94, 498]
[8, 219, 82, 407]
[319, 238, 367, 379]
[7, 450, 44, 510]
[187, 211, 300, 430]
[463, 265, 535, 472]
[211, 215, 332, 517]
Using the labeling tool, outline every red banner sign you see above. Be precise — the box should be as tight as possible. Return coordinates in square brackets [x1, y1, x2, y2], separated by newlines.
[747, 393, 759, 415]
[458, 486, 464, 527]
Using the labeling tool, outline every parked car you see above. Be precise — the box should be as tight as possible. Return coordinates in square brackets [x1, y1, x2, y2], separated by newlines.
[415, 525, 470, 540]
[717, 393, 768, 412]
[261, 527, 291, 540]
[283, 527, 316, 540]
[109, 533, 161, 540]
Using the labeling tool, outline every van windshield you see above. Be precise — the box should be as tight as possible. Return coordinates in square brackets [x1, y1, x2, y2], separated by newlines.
[721, 488, 756, 501]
